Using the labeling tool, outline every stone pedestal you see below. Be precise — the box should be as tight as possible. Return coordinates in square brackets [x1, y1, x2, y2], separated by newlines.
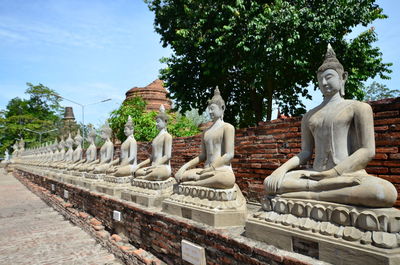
[245, 196, 400, 265]
[77, 173, 105, 191]
[162, 184, 247, 227]
[121, 177, 176, 208]
[96, 176, 132, 198]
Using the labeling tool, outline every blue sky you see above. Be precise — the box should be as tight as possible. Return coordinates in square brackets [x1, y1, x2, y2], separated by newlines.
[0, 0, 399, 127]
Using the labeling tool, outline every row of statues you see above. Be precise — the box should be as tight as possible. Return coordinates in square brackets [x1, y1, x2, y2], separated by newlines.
[11, 44, 397, 209]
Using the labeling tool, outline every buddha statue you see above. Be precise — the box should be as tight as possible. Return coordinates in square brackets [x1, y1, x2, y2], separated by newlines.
[77, 126, 98, 172]
[91, 122, 114, 174]
[106, 116, 137, 177]
[133, 105, 172, 181]
[263, 44, 397, 208]
[68, 130, 84, 170]
[51, 139, 59, 164]
[56, 134, 74, 169]
[175, 88, 235, 189]
[52, 137, 65, 167]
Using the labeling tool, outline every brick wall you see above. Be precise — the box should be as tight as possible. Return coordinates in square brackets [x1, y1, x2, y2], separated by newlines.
[16, 171, 319, 265]
[125, 97, 400, 206]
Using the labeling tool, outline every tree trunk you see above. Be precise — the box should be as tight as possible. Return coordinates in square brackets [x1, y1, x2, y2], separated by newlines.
[265, 78, 274, 121]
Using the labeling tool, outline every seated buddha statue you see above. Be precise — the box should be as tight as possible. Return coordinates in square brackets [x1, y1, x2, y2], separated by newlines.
[77, 126, 98, 172]
[106, 115, 137, 177]
[90, 122, 114, 174]
[68, 130, 84, 170]
[133, 105, 172, 181]
[264, 44, 397, 208]
[51, 137, 65, 167]
[175, 88, 236, 189]
[56, 134, 74, 169]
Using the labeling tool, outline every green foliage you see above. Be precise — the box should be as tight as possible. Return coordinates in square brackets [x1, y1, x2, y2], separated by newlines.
[108, 97, 200, 142]
[146, 0, 392, 127]
[0, 83, 62, 154]
[361, 81, 400, 101]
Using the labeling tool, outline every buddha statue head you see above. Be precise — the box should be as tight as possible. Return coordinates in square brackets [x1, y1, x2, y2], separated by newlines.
[208, 87, 225, 121]
[87, 126, 96, 144]
[101, 121, 112, 140]
[58, 137, 65, 150]
[52, 139, 58, 152]
[65, 133, 74, 148]
[74, 130, 83, 146]
[124, 115, 134, 137]
[317, 44, 348, 98]
[156, 105, 169, 131]
[18, 138, 25, 150]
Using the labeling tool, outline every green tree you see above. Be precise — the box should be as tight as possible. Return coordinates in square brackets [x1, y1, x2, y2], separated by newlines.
[108, 97, 199, 142]
[146, 0, 392, 127]
[362, 81, 400, 101]
[0, 83, 62, 154]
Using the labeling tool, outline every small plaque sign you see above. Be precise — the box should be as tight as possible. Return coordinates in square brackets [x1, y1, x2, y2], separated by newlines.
[113, 210, 121, 221]
[181, 239, 206, 265]
[64, 190, 69, 199]
[292, 236, 319, 259]
[51, 184, 55, 191]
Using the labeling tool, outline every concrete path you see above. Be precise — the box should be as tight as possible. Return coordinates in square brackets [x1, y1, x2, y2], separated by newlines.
[0, 169, 122, 265]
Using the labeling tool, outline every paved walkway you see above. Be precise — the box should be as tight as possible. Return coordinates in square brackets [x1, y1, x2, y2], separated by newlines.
[0, 169, 122, 265]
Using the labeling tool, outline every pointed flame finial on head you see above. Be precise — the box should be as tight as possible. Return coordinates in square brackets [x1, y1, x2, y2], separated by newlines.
[318, 43, 344, 74]
[125, 115, 134, 129]
[156, 104, 169, 121]
[208, 86, 225, 109]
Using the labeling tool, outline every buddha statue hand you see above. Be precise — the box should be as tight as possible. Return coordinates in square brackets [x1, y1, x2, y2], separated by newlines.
[264, 169, 286, 194]
[175, 168, 186, 182]
[303, 169, 338, 181]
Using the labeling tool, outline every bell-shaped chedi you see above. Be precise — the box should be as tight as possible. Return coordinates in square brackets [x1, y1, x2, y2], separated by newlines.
[124, 79, 171, 111]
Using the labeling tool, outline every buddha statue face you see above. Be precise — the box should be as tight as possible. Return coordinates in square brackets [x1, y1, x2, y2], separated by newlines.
[124, 125, 133, 137]
[156, 117, 166, 131]
[208, 103, 224, 122]
[317, 69, 345, 97]
[100, 123, 112, 140]
[101, 129, 109, 140]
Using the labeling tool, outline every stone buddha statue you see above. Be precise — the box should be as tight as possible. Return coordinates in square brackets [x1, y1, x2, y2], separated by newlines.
[175, 88, 235, 189]
[51, 139, 59, 164]
[68, 130, 84, 170]
[57, 133, 74, 169]
[90, 121, 114, 174]
[52, 137, 65, 167]
[263, 44, 397, 208]
[106, 116, 137, 177]
[77, 126, 98, 172]
[133, 105, 172, 181]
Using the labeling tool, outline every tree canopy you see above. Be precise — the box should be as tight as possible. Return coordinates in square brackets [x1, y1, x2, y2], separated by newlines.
[0, 83, 62, 155]
[108, 97, 200, 142]
[362, 81, 400, 101]
[146, 0, 392, 127]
